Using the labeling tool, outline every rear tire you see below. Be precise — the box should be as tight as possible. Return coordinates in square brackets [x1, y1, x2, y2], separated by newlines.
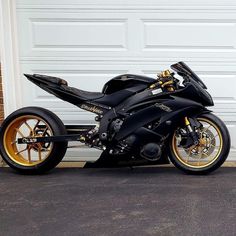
[168, 113, 230, 174]
[0, 107, 68, 174]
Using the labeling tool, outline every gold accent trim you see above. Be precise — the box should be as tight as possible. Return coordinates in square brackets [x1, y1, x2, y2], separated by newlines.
[172, 117, 223, 169]
[79, 137, 86, 141]
[3, 115, 53, 167]
[160, 69, 171, 78]
[184, 117, 190, 126]
[167, 87, 174, 92]
[149, 84, 156, 89]
[161, 80, 173, 88]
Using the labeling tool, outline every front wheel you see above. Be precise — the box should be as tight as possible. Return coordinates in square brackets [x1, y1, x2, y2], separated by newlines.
[168, 113, 230, 174]
[0, 107, 68, 174]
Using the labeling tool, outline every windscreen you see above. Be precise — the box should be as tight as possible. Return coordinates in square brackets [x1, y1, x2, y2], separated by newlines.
[170, 61, 207, 89]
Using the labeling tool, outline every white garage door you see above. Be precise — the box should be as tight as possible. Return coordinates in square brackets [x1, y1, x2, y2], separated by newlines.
[13, 0, 236, 160]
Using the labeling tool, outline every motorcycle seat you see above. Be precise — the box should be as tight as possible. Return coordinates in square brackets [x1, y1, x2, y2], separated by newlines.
[31, 74, 104, 101]
[61, 85, 104, 101]
[27, 74, 135, 105]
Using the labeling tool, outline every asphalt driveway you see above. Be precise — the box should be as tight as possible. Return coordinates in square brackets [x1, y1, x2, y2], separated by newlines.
[0, 167, 236, 236]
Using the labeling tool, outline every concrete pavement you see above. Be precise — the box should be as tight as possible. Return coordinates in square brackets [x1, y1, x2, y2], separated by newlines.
[0, 167, 236, 236]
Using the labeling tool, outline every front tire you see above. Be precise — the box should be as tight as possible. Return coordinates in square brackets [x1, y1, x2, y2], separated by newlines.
[168, 113, 230, 174]
[0, 107, 68, 174]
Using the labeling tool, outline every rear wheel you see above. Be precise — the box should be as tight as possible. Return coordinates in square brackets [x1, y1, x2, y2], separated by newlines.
[169, 113, 230, 174]
[0, 107, 68, 174]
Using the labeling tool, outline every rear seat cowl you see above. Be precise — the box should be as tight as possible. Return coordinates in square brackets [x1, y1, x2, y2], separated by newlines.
[33, 74, 68, 86]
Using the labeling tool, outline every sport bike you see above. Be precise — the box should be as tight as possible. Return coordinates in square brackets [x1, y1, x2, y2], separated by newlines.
[0, 62, 230, 174]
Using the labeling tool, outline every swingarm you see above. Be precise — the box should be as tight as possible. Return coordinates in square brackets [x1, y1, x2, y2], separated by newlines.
[17, 124, 96, 144]
[17, 134, 85, 144]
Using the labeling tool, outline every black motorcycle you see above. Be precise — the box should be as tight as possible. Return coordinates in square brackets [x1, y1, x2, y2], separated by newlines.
[0, 62, 230, 174]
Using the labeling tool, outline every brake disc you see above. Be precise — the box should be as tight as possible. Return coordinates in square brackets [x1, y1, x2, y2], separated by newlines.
[184, 128, 216, 158]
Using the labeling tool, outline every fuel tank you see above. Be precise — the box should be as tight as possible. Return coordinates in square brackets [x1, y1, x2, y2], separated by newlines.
[102, 74, 155, 94]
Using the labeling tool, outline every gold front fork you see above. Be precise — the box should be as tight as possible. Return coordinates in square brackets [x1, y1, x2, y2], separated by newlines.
[184, 117, 193, 132]
[184, 117, 190, 126]
[184, 117, 199, 145]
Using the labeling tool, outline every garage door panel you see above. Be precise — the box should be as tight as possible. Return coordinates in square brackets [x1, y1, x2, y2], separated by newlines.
[17, 11, 130, 58]
[18, 8, 236, 61]
[32, 19, 127, 51]
[143, 21, 236, 50]
[139, 14, 236, 60]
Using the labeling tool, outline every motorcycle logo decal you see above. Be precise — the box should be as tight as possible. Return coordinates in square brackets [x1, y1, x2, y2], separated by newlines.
[81, 104, 103, 114]
[155, 103, 172, 112]
[21, 137, 37, 144]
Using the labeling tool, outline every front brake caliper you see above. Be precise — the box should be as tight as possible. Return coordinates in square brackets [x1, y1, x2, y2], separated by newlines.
[178, 117, 199, 148]
[184, 117, 199, 146]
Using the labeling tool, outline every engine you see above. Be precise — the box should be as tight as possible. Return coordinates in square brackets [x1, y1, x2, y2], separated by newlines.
[140, 143, 162, 161]
[107, 119, 163, 161]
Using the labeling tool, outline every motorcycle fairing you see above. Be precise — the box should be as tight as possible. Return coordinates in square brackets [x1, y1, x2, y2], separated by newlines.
[25, 73, 103, 102]
[171, 61, 207, 89]
[114, 96, 208, 142]
[102, 74, 155, 94]
[24, 73, 152, 112]
[92, 84, 147, 107]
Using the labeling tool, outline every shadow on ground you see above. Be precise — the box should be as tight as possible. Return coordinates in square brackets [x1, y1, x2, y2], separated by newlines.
[0, 167, 236, 236]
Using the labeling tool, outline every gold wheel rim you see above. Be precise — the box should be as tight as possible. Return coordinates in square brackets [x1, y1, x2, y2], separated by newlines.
[172, 117, 223, 169]
[3, 115, 53, 166]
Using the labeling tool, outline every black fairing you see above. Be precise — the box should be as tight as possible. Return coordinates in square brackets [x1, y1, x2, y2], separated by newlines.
[171, 61, 207, 89]
[173, 82, 213, 106]
[24, 74, 104, 105]
[114, 94, 206, 142]
[24, 73, 154, 109]
[94, 84, 147, 107]
[110, 76, 212, 142]
[102, 74, 155, 94]
[95, 74, 155, 107]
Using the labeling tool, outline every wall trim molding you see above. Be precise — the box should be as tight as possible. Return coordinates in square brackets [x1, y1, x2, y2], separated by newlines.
[0, 0, 22, 116]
